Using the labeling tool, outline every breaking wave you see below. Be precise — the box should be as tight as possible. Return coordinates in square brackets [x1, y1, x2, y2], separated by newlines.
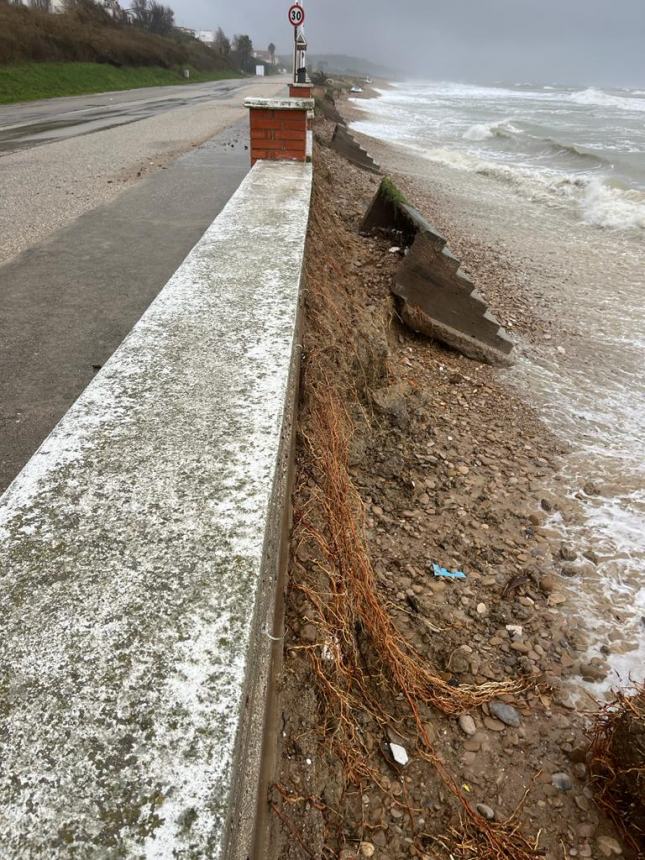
[570, 87, 645, 113]
[419, 147, 645, 230]
[462, 119, 520, 141]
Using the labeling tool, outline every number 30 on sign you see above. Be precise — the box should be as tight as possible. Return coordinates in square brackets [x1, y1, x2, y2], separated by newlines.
[288, 4, 305, 26]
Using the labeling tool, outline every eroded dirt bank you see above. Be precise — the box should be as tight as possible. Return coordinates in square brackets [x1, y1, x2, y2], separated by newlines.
[266, 137, 626, 859]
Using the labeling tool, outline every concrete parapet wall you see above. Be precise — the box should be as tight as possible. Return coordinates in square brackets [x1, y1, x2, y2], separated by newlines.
[0, 160, 313, 858]
[361, 181, 513, 366]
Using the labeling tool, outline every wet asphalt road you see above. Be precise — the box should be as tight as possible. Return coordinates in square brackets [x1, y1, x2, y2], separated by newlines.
[0, 78, 256, 154]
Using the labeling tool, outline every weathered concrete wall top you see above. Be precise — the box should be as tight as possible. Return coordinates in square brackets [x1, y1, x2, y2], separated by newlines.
[0, 160, 312, 857]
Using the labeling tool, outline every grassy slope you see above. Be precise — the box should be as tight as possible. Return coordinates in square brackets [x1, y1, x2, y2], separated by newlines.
[0, 62, 240, 105]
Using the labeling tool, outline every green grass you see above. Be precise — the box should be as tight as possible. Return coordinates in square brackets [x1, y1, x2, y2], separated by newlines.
[379, 177, 408, 206]
[0, 62, 242, 105]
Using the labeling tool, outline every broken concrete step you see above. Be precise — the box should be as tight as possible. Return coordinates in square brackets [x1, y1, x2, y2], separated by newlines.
[331, 124, 381, 174]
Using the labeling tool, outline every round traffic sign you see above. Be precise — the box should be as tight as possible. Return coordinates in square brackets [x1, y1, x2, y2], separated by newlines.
[288, 4, 305, 27]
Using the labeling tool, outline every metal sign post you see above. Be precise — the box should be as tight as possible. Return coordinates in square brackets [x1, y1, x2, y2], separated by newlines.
[288, 3, 307, 85]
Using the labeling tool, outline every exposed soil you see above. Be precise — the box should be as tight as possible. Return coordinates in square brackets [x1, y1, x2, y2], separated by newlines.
[267, 132, 627, 859]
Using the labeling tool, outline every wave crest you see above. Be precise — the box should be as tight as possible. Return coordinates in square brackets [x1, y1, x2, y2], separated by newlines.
[422, 147, 645, 231]
[462, 119, 520, 141]
[570, 87, 645, 113]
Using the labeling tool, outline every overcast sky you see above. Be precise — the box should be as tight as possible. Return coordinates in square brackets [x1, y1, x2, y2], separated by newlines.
[175, 0, 645, 87]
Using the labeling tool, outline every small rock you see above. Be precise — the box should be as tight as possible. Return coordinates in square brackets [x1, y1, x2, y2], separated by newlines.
[489, 701, 521, 728]
[371, 383, 410, 429]
[506, 624, 523, 639]
[596, 835, 623, 856]
[560, 543, 577, 561]
[583, 481, 601, 496]
[483, 716, 506, 732]
[548, 593, 567, 606]
[539, 573, 557, 594]
[476, 602, 487, 615]
[388, 742, 409, 767]
[552, 772, 573, 792]
[458, 714, 477, 736]
[476, 803, 495, 821]
[573, 762, 587, 779]
[448, 649, 470, 674]
[300, 624, 318, 642]
[359, 842, 376, 858]
[579, 662, 608, 683]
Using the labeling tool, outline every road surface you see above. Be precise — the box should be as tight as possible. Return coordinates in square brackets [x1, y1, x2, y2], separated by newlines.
[0, 75, 288, 491]
[0, 78, 269, 154]
[0, 75, 287, 265]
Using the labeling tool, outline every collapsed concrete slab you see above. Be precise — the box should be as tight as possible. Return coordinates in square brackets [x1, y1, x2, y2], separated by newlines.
[361, 179, 514, 366]
[0, 160, 312, 858]
[331, 124, 381, 174]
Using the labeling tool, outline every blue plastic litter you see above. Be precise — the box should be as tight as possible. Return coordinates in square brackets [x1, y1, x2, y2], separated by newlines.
[432, 563, 466, 580]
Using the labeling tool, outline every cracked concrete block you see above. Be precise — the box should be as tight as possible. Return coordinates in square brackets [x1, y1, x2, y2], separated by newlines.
[330, 124, 381, 174]
[361, 180, 514, 366]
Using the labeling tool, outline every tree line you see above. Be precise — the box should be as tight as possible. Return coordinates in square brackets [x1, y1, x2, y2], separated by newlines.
[2, 0, 276, 75]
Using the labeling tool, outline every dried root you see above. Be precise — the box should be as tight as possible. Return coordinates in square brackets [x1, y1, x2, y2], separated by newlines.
[588, 684, 645, 854]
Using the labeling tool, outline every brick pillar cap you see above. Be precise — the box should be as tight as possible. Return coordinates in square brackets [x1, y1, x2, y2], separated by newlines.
[244, 97, 315, 111]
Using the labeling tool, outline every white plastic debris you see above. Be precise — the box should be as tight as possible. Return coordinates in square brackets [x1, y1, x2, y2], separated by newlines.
[506, 624, 523, 639]
[388, 742, 409, 766]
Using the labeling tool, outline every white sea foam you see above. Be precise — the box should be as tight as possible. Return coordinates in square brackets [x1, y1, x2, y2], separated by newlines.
[383, 141, 645, 231]
[570, 86, 645, 112]
[462, 118, 521, 141]
[581, 177, 645, 229]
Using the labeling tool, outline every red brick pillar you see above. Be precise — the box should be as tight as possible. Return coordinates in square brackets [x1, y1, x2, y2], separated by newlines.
[244, 97, 314, 167]
[289, 83, 313, 98]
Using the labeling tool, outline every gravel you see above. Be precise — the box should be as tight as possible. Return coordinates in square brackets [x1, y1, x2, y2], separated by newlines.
[0, 79, 285, 266]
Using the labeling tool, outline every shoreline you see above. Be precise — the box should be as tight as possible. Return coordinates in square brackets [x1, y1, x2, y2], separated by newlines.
[342, 92, 645, 692]
[269, 126, 628, 857]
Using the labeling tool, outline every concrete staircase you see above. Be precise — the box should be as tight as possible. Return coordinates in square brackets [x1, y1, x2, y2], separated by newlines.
[331, 124, 381, 174]
[361, 180, 514, 366]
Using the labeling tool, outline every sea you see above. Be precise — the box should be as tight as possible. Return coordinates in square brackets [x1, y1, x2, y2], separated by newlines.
[350, 80, 645, 692]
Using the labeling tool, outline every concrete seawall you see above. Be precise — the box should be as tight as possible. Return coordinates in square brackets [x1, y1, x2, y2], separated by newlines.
[0, 160, 312, 858]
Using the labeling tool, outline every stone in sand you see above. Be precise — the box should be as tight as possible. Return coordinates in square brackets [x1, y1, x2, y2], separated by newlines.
[551, 772, 573, 791]
[476, 803, 495, 821]
[597, 835, 623, 856]
[489, 701, 521, 727]
[458, 714, 477, 736]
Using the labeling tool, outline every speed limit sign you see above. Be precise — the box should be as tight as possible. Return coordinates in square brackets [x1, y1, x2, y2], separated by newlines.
[288, 4, 305, 26]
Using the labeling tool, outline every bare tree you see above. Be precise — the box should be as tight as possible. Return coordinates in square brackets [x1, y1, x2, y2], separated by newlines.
[214, 26, 230, 58]
[31, 0, 52, 11]
[148, 0, 173, 35]
[232, 33, 253, 72]
[130, 0, 150, 27]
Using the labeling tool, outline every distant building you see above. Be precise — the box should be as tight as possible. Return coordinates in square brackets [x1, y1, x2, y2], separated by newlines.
[253, 49, 278, 66]
[48, 0, 131, 18]
[195, 29, 215, 45]
[176, 26, 197, 37]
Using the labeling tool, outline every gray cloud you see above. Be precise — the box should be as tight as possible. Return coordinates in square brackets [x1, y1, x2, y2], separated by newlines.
[174, 1, 645, 87]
